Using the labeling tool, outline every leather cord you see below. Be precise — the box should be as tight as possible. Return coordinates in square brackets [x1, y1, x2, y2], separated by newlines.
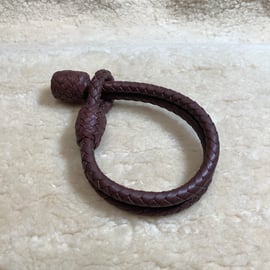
[51, 69, 220, 215]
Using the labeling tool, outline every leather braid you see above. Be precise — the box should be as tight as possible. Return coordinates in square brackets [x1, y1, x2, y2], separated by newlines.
[51, 69, 220, 215]
[75, 70, 114, 148]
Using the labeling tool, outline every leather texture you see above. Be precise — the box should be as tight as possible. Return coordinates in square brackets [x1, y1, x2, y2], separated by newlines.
[51, 69, 220, 215]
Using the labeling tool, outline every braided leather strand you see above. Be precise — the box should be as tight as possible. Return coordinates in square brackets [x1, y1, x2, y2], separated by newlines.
[51, 69, 219, 215]
[81, 82, 219, 207]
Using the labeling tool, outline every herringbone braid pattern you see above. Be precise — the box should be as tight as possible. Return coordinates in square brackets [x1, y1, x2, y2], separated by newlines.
[51, 70, 91, 103]
[79, 81, 219, 209]
[75, 70, 114, 148]
[51, 69, 219, 215]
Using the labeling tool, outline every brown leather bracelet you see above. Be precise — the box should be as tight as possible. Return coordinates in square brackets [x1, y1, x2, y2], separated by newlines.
[51, 69, 219, 215]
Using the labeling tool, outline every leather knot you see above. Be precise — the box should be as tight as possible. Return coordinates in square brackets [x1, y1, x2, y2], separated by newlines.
[51, 69, 114, 105]
[74, 69, 114, 149]
[51, 70, 91, 104]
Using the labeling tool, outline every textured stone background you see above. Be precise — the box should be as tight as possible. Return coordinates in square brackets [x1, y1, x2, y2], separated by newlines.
[0, 1, 270, 269]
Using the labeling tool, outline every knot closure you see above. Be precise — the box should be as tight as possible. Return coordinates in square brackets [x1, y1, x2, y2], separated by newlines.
[50, 69, 114, 149]
[51, 70, 91, 104]
[51, 69, 114, 149]
[51, 69, 114, 105]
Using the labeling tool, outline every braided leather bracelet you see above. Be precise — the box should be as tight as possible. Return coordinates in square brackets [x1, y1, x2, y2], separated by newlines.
[51, 69, 219, 215]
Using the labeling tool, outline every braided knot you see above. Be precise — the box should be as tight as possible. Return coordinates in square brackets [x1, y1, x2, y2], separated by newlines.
[78, 70, 114, 149]
[51, 70, 91, 104]
[51, 69, 114, 149]
[51, 69, 114, 105]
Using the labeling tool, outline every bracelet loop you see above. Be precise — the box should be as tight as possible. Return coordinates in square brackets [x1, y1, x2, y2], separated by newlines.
[51, 69, 219, 215]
